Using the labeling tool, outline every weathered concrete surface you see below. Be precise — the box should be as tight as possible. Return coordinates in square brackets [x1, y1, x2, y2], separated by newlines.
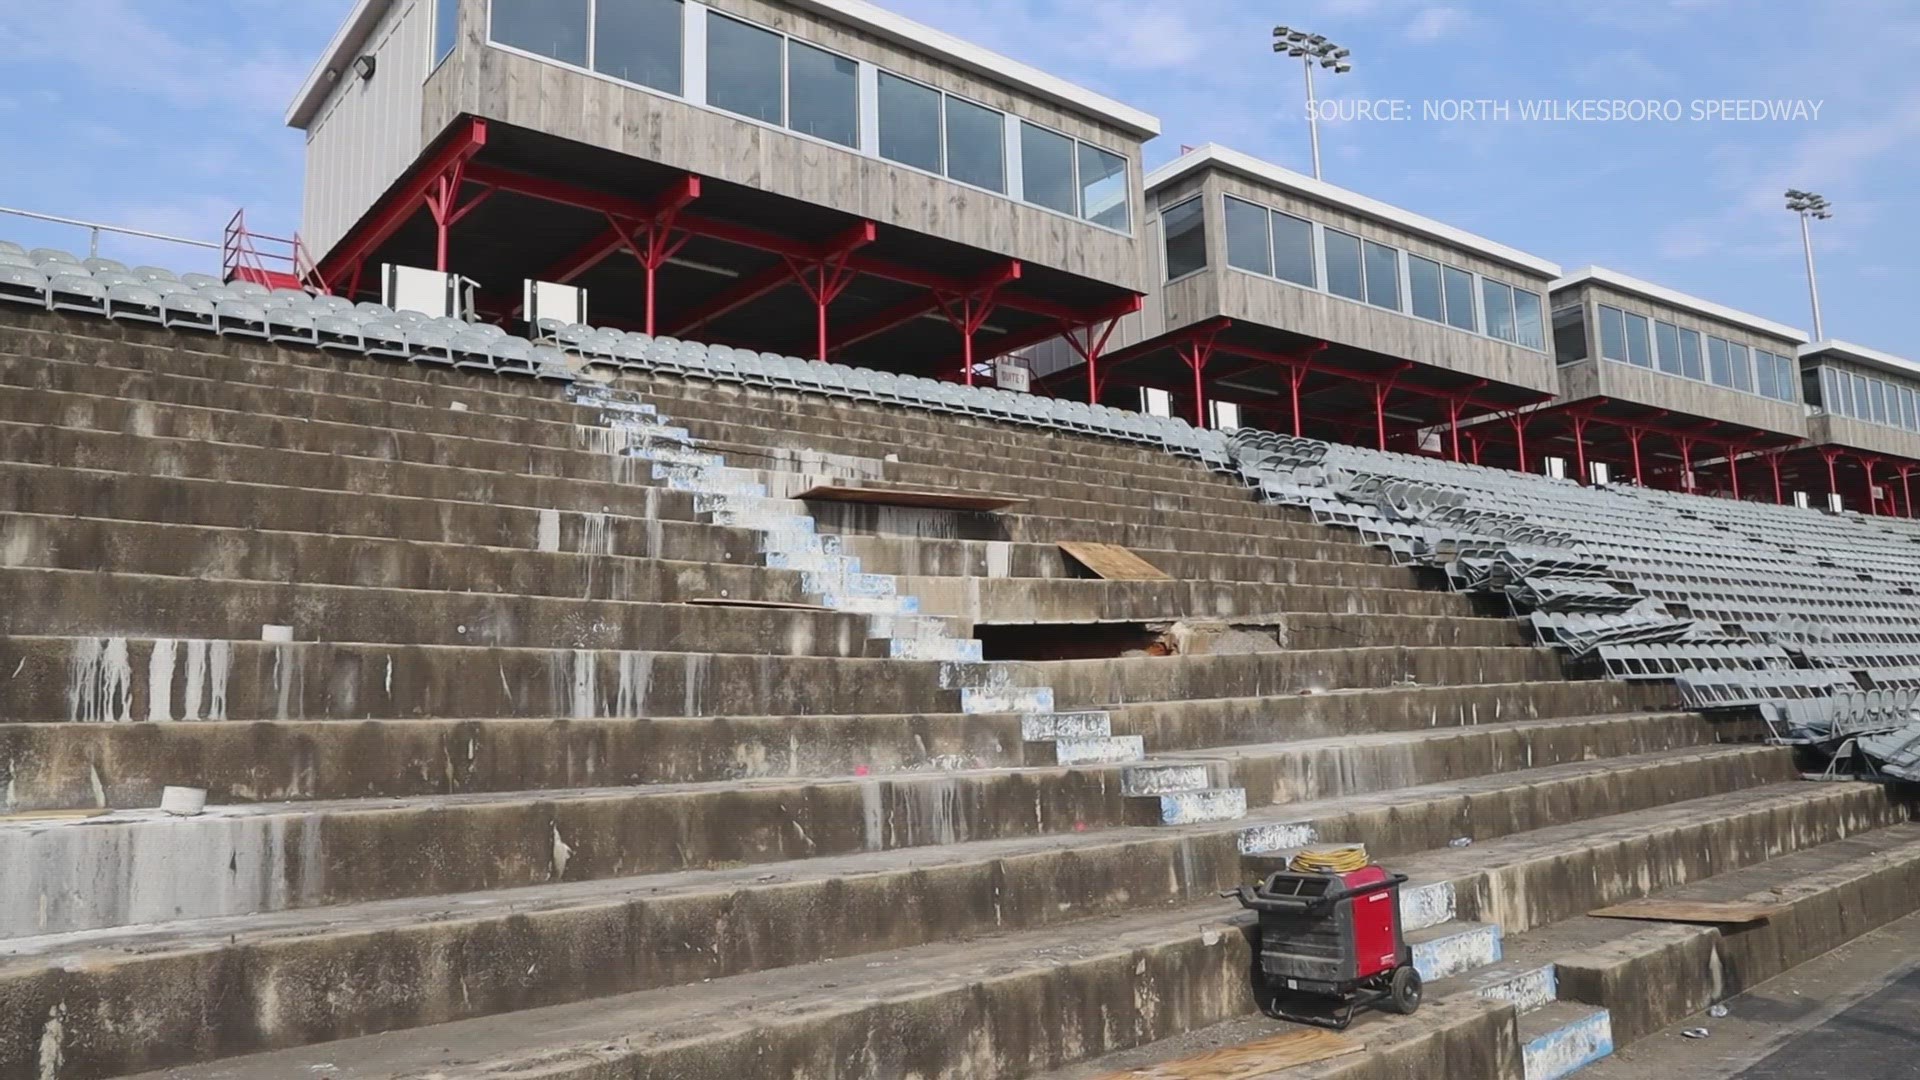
[1553, 824, 1920, 1044]
[0, 711, 1032, 810]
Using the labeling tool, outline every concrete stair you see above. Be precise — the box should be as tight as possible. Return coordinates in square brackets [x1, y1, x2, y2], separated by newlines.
[0, 311, 1913, 1080]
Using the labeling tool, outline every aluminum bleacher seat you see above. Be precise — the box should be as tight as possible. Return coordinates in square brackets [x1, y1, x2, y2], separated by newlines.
[0, 266, 49, 307]
[46, 271, 108, 316]
[104, 283, 165, 324]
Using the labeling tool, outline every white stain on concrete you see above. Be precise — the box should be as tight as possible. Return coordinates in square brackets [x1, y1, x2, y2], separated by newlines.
[146, 639, 176, 723]
[175, 640, 230, 722]
[68, 637, 133, 724]
[551, 826, 574, 880]
[536, 509, 561, 553]
[37, 1002, 63, 1080]
[569, 650, 597, 720]
[613, 652, 652, 718]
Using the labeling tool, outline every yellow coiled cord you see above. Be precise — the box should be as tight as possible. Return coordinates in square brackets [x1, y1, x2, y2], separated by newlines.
[1288, 843, 1370, 874]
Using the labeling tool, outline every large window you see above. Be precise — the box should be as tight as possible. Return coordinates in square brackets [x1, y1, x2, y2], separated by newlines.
[1707, 336, 1732, 387]
[1162, 196, 1207, 280]
[492, 0, 589, 66]
[1273, 212, 1315, 287]
[1483, 279, 1517, 343]
[1598, 305, 1628, 362]
[1623, 312, 1652, 368]
[1224, 196, 1273, 275]
[1078, 144, 1129, 231]
[876, 73, 941, 173]
[788, 40, 858, 147]
[1853, 374, 1870, 419]
[594, 0, 682, 93]
[707, 13, 782, 123]
[1756, 348, 1778, 400]
[1443, 266, 1477, 332]
[1678, 329, 1704, 381]
[1728, 342, 1752, 393]
[1654, 321, 1683, 376]
[1409, 255, 1444, 322]
[1513, 288, 1544, 350]
[1363, 240, 1401, 311]
[1019, 122, 1077, 215]
[944, 96, 1005, 194]
[1325, 229, 1364, 301]
[435, 0, 460, 66]
[1553, 306, 1588, 364]
[1904, 386, 1916, 429]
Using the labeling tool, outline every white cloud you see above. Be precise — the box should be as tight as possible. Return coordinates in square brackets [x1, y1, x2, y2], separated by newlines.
[1403, 6, 1468, 44]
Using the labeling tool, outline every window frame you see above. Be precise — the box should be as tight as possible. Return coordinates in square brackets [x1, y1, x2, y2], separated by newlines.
[1623, 312, 1652, 368]
[1361, 239, 1403, 312]
[784, 35, 860, 149]
[1512, 287, 1545, 351]
[433, 0, 461, 69]
[1443, 265, 1478, 333]
[1160, 194, 1209, 283]
[1727, 342, 1752, 393]
[1017, 119, 1079, 216]
[874, 70, 943, 175]
[1598, 305, 1628, 363]
[940, 93, 1007, 195]
[1654, 320, 1683, 377]
[1223, 195, 1274, 277]
[1323, 227, 1366, 302]
[1408, 253, 1445, 323]
[1271, 210, 1317, 288]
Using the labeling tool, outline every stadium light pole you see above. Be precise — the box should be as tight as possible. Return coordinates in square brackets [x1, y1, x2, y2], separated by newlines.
[1785, 189, 1832, 341]
[1272, 27, 1352, 181]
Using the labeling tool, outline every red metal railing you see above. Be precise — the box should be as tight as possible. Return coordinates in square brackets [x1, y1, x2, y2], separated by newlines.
[222, 209, 319, 292]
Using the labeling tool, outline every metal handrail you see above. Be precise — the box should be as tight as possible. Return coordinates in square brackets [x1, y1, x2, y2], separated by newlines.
[0, 205, 220, 258]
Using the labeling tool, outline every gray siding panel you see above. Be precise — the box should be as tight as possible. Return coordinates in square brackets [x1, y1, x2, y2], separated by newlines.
[302, 0, 435, 259]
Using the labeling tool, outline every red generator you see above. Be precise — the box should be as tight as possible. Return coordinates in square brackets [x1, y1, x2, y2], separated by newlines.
[1223, 864, 1421, 1029]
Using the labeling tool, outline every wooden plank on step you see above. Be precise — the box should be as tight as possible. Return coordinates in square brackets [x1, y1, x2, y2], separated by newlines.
[686, 598, 835, 612]
[1059, 541, 1172, 581]
[1588, 899, 1781, 925]
[0, 808, 110, 822]
[1089, 1029, 1363, 1078]
[797, 484, 1025, 512]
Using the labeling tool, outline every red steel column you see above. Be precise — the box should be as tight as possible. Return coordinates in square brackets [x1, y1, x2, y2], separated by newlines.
[1177, 333, 1219, 429]
[1571, 412, 1590, 484]
[1765, 450, 1785, 505]
[1626, 424, 1646, 486]
[1677, 437, 1696, 493]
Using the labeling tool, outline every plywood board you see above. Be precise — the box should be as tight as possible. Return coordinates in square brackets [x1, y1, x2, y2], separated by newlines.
[1059, 541, 1172, 581]
[1090, 1029, 1362, 1079]
[797, 485, 1025, 512]
[1588, 899, 1781, 925]
[686, 598, 835, 613]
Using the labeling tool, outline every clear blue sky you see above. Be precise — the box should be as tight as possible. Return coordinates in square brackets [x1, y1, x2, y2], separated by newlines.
[1, 0, 1914, 355]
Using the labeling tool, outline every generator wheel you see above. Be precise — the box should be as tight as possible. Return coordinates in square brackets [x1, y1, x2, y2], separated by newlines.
[1385, 966, 1423, 1015]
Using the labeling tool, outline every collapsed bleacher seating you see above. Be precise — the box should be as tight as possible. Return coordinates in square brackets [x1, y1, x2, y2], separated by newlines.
[1226, 427, 1920, 771]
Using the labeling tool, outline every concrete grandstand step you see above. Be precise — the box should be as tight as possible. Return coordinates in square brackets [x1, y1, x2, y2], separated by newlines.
[0, 347, 1298, 525]
[1, 637, 1027, 722]
[1518, 1002, 1616, 1080]
[78, 780, 1906, 1080]
[1232, 745, 1800, 861]
[1112, 679, 1684, 752]
[1410, 921, 1504, 981]
[905, 575, 1485, 622]
[836, 533, 1401, 584]
[0, 710, 1060, 811]
[2, 754, 1882, 1078]
[0, 567, 893, 656]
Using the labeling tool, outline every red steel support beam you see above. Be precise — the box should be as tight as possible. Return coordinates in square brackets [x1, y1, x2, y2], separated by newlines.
[935, 285, 1004, 386]
[831, 261, 1022, 354]
[1676, 436, 1696, 493]
[1176, 327, 1222, 429]
[669, 221, 876, 341]
[517, 175, 703, 331]
[1765, 449, 1786, 505]
[1859, 453, 1881, 516]
[318, 117, 489, 292]
[1060, 302, 1136, 405]
[1571, 411, 1591, 485]
[1821, 447, 1844, 505]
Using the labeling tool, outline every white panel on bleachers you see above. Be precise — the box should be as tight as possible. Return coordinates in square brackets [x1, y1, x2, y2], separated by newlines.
[1828, 493, 1845, 513]
[1794, 491, 1812, 510]
[1589, 462, 1610, 486]
[1209, 400, 1241, 431]
[383, 264, 465, 319]
[1142, 387, 1172, 418]
[525, 280, 588, 327]
[994, 360, 1031, 393]
[1544, 456, 1567, 480]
